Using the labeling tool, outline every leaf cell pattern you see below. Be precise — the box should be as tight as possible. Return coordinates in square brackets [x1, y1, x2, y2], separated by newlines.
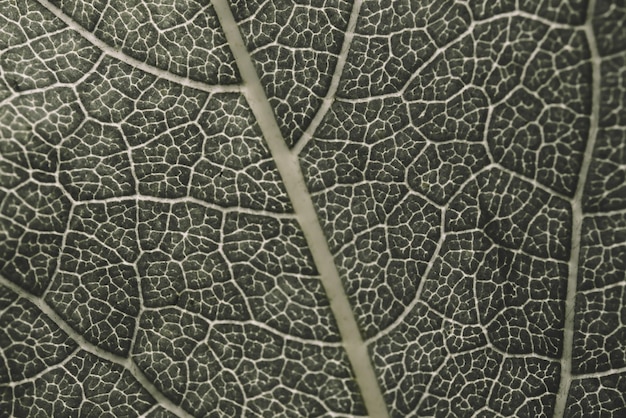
[51, 0, 240, 84]
[229, 0, 353, 147]
[299, 0, 625, 416]
[1, 0, 625, 417]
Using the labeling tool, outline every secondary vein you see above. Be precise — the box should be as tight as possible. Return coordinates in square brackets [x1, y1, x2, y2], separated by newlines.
[0, 274, 194, 418]
[553, 0, 601, 416]
[36, 0, 241, 94]
[210, 1, 390, 416]
[292, 0, 364, 156]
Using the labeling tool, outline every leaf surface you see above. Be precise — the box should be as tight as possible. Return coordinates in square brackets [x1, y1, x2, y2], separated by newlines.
[0, 0, 624, 417]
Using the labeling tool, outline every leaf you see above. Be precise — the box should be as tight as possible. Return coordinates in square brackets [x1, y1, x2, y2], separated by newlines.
[0, 0, 624, 417]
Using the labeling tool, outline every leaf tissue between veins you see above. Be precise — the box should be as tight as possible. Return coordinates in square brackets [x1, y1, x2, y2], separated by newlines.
[0, 0, 624, 417]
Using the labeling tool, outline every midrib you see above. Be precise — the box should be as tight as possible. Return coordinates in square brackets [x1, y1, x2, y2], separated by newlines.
[210, 0, 390, 416]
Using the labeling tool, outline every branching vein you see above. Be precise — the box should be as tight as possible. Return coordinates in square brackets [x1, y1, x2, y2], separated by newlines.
[292, 0, 363, 156]
[36, 0, 241, 94]
[553, 0, 601, 416]
[0, 274, 194, 418]
[210, 1, 390, 416]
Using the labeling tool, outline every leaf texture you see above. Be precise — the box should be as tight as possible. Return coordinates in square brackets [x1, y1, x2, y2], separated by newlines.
[0, 0, 624, 417]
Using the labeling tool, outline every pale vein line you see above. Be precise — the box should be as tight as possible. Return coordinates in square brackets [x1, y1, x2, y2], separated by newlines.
[142, 305, 345, 348]
[367, 164, 497, 344]
[579, 280, 626, 294]
[76, 195, 296, 220]
[36, 0, 241, 94]
[553, 0, 601, 416]
[2, 347, 81, 387]
[210, 1, 390, 416]
[573, 365, 626, 380]
[337, 10, 584, 106]
[0, 274, 194, 418]
[585, 206, 626, 217]
[292, 0, 363, 156]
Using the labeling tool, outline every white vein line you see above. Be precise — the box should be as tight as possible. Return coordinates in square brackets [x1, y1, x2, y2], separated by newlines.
[292, 0, 363, 156]
[138, 404, 161, 418]
[2, 347, 81, 387]
[573, 365, 626, 380]
[579, 280, 626, 294]
[35, 0, 241, 94]
[553, 1, 601, 416]
[584, 207, 626, 217]
[75, 195, 296, 219]
[142, 306, 345, 348]
[0, 274, 194, 418]
[210, 1, 390, 416]
[366, 221, 445, 346]
[367, 164, 496, 344]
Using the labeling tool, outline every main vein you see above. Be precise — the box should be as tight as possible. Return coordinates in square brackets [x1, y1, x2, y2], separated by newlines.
[210, 1, 389, 416]
[36, 0, 240, 94]
[553, 0, 601, 416]
[0, 274, 194, 418]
